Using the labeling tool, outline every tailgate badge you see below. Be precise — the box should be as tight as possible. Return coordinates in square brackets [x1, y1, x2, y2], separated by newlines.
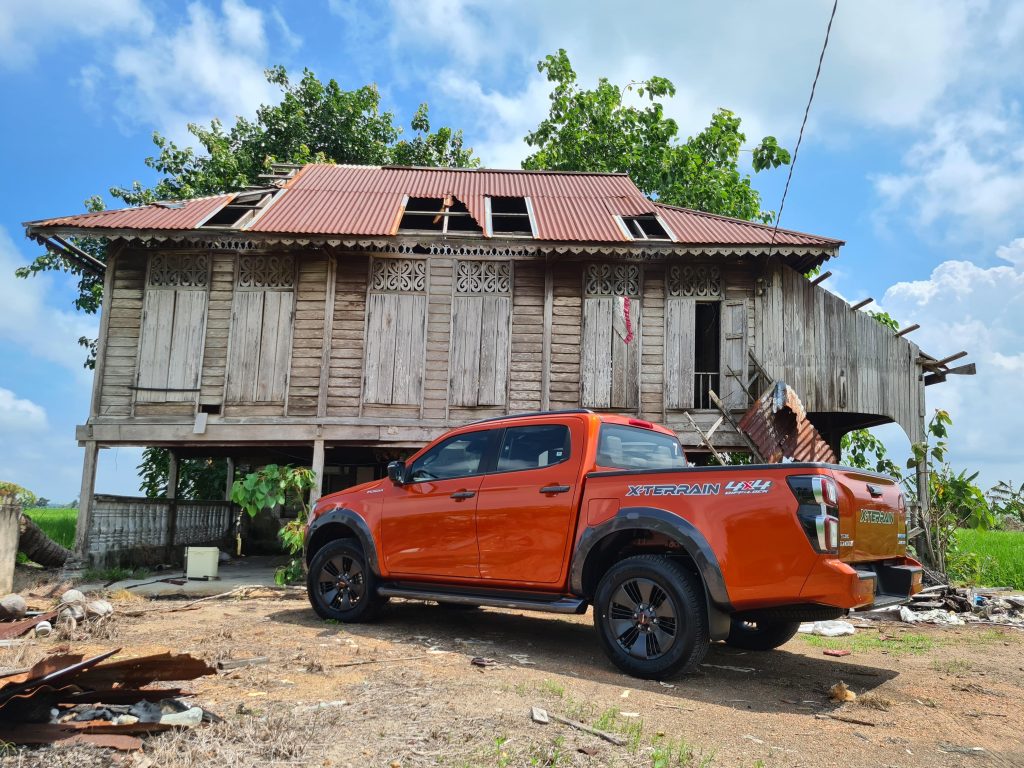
[859, 509, 894, 525]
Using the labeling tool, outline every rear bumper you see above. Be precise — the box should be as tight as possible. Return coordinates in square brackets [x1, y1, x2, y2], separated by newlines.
[799, 556, 923, 610]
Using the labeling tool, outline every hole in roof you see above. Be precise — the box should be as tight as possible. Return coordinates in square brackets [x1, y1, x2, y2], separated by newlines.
[399, 196, 482, 235]
[489, 196, 534, 236]
[200, 191, 275, 229]
[622, 215, 671, 241]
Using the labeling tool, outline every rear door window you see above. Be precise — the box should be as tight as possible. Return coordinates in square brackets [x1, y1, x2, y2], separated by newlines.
[596, 424, 687, 470]
[495, 424, 571, 473]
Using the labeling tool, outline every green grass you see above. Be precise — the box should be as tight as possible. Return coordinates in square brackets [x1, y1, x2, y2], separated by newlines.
[17, 507, 77, 563]
[800, 631, 935, 655]
[22, 507, 77, 548]
[953, 529, 1024, 589]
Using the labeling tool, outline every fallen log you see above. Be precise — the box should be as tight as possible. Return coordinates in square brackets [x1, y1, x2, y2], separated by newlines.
[18, 513, 72, 568]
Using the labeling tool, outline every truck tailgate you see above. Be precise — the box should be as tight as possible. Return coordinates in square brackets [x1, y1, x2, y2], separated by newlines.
[831, 468, 907, 562]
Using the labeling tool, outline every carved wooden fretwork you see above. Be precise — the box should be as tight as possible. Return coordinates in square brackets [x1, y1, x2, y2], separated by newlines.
[370, 258, 427, 293]
[584, 263, 641, 297]
[454, 260, 511, 294]
[147, 253, 210, 288]
[667, 265, 722, 298]
[236, 255, 295, 289]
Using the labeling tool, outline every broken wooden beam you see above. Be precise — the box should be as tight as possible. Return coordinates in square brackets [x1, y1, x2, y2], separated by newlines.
[810, 271, 832, 286]
[895, 324, 920, 338]
[850, 298, 873, 310]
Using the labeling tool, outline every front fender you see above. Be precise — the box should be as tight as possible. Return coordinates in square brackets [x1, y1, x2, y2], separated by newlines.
[304, 507, 380, 576]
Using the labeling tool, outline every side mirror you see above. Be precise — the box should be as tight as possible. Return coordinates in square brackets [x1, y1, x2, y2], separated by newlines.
[386, 460, 407, 486]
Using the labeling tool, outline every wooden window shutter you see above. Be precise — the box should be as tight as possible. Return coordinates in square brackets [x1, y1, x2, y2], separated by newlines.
[225, 256, 295, 404]
[581, 264, 640, 410]
[363, 258, 427, 406]
[449, 260, 512, 407]
[719, 298, 749, 409]
[136, 254, 209, 404]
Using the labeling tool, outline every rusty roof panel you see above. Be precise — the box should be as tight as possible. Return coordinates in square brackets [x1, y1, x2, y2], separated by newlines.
[24, 165, 843, 249]
[27, 195, 231, 231]
[739, 382, 838, 464]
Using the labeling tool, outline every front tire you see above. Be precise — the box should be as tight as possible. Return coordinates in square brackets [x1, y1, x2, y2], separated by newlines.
[593, 555, 709, 679]
[724, 619, 801, 651]
[307, 538, 383, 622]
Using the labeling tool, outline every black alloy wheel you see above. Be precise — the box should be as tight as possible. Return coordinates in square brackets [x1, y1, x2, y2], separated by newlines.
[607, 577, 678, 660]
[307, 538, 383, 622]
[593, 555, 709, 679]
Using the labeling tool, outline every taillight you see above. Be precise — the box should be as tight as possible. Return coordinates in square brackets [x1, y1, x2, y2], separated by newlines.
[788, 475, 840, 554]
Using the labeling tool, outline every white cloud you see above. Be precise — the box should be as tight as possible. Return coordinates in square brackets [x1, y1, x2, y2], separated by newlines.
[104, 1, 279, 141]
[383, 0, 982, 170]
[872, 106, 1024, 245]
[879, 240, 1024, 487]
[0, 388, 47, 432]
[0, 228, 97, 375]
[0, 0, 153, 69]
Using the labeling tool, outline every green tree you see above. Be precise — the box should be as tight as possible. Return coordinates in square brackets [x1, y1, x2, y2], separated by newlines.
[522, 49, 790, 223]
[137, 448, 228, 501]
[0, 481, 37, 508]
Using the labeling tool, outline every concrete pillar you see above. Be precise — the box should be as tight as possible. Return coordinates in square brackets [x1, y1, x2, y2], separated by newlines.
[0, 503, 20, 594]
[75, 441, 99, 557]
[310, 439, 325, 508]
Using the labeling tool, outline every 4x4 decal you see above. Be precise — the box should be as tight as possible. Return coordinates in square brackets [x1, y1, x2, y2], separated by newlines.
[625, 479, 774, 497]
[723, 479, 773, 495]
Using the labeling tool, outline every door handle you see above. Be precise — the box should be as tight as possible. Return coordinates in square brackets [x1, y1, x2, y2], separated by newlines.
[450, 491, 476, 500]
[540, 485, 571, 494]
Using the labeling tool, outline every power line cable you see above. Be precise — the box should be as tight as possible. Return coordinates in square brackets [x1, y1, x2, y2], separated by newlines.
[768, 0, 839, 258]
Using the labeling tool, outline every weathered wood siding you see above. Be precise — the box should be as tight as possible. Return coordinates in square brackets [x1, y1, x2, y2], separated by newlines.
[327, 255, 368, 416]
[98, 252, 145, 416]
[664, 297, 696, 410]
[755, 259, 923, 443]
[508, 261, 544, 412]
[719, 298, 748, 408]
[136, 289, 206, 403]
[548, 262, 582, 409]
[199, 253, 235, 409]
[287, 254, 328, 416]
[639, 266, 665, 422]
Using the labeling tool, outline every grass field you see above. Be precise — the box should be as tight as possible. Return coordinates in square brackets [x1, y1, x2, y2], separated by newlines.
[954, 528, 1024, 589]
[22, 507, 77, 549]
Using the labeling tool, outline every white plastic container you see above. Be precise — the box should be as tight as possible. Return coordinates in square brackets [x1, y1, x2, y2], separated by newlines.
[185, 547, 220, 580]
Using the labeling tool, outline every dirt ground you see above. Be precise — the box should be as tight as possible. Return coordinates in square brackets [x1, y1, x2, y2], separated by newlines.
[2, 590, 1023, 768]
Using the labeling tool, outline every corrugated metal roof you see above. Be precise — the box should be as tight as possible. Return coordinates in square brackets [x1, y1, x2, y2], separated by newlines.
[24, 165, 843, 249]
[27, 194, 232, 231]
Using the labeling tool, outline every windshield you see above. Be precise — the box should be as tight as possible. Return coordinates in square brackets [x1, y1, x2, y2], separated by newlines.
[596, 424, 687, 470]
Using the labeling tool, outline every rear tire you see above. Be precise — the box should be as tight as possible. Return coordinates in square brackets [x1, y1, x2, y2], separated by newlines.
[307, 538, 383, 622]
[593, 555, 709, 679]
[724, 619, 801, 651]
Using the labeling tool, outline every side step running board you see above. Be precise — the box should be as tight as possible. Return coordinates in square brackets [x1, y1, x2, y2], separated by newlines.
[377, 586, 588, 615]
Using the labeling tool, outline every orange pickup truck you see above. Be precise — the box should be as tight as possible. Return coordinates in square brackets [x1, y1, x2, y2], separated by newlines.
[304, 410, 922, 678]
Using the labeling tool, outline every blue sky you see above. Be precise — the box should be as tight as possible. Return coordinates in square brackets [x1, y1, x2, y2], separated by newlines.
[2, 0, 1023, 501]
